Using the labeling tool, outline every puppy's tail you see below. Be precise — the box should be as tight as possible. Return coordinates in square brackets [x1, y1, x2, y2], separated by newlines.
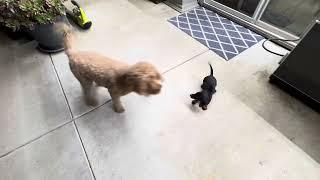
[208, 63, 213, 76]
[55, 23, 74, 56]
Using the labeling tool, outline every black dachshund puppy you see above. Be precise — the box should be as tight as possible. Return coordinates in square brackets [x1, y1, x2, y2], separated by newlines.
[190, 63, 217, 110]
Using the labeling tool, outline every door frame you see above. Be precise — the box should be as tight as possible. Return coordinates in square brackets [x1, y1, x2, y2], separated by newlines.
[198, 0, 300, 50]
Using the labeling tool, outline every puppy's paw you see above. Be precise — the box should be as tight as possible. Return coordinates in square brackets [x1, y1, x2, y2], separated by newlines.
[192, 100, 198, 105]
[201, 105, 207, 110]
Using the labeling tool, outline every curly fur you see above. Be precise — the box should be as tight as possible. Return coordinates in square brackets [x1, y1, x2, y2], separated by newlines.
[57, 24, 163, 113]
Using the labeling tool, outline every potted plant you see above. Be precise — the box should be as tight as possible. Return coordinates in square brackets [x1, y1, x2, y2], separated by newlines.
[0, 0, 69, 53]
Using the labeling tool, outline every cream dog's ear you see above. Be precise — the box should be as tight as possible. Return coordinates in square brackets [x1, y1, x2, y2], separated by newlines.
[124, 62, 151, 81]
[123, 69, 145, 82]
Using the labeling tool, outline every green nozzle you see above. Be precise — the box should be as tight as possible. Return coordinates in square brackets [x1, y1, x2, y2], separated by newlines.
[78, 8, 92, 29]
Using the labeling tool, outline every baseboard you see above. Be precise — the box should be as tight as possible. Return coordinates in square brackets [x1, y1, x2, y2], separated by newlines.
[164, 1, 183, 12]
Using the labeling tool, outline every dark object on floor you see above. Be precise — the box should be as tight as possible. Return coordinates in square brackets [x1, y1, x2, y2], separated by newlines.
[66, 0, 92, 30]
[190, 63, 217, 110]
[270, 20, 320, 112]
[168, 7, 264, 60]
[262, 38, 300, 57]
[28, 15, 69, 53]
[149, 0, 164, 4]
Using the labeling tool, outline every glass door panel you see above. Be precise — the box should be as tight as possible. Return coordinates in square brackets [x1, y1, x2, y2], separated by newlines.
[213, 0, 262, 17]
[260, 0, 320, 36]
[202, 0, 320, 46]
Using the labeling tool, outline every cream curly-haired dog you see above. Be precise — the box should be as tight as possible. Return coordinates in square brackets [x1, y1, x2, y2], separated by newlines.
[60, 24, 163, 113]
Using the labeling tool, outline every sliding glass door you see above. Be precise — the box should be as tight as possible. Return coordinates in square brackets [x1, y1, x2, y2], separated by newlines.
[213, 0, 262, 17]
[201, 0, 320, 45]
[259, 0, 320, 36]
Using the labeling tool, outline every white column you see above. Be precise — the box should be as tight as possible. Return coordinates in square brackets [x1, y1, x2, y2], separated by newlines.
[165, 0, 199, 12]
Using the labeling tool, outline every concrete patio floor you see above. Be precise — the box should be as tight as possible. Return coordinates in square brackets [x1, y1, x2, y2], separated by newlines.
[0, 0, 320, 179]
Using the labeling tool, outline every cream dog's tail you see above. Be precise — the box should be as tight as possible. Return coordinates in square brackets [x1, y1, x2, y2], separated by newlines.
[55, 23, 74, 55]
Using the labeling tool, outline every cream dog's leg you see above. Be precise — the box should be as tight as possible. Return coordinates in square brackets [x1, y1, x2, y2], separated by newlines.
[72, 70, 97, 106]
[109, 90, 125, 113]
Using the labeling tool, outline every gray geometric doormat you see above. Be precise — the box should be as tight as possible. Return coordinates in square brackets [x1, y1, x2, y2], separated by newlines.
[168, 7, 264, 60]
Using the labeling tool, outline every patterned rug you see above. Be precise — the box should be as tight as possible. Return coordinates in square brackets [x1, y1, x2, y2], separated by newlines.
[168, 7, 264, 60]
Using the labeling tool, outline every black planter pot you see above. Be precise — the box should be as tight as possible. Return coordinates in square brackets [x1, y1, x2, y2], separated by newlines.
[28, 15, 69, 53]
